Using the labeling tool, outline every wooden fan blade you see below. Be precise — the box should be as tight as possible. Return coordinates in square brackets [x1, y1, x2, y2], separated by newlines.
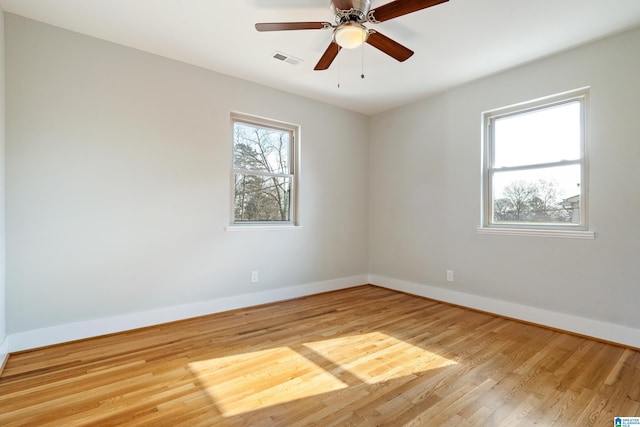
[332, 0, 354, 10]
[255, 22, 330, 31]
[370, 0, 448, 23]
[366, 31, 414, 62]
[314, 42, 342, 70]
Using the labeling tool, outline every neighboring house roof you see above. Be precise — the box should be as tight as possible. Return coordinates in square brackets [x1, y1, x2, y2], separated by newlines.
[561, 195, 580, 207]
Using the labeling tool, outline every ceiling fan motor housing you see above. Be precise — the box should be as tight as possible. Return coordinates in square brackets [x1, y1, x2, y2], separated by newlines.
[331, 0, 371, 23]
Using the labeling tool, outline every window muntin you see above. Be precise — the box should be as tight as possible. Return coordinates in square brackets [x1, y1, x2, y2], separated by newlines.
[483, 89, 588, 230]
[231, 114, 298, 225]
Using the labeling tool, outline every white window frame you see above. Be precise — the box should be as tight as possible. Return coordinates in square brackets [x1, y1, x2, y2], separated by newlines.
[479, 88, 594, 239]
[227, 112, 300, 230]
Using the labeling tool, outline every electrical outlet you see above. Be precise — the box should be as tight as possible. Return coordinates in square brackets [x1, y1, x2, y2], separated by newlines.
[446, 270, 454, 282]
[251, 271, 259, 283]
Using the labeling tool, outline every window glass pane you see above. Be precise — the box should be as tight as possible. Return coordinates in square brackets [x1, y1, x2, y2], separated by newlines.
[234, 174, 291, 222]
[492, 164, 581, 224]
[494, 101, 581, 168]
[233, 122, 290, 174]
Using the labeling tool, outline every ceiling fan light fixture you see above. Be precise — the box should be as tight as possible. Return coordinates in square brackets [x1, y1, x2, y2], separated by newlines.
[334, 22, 368, 49]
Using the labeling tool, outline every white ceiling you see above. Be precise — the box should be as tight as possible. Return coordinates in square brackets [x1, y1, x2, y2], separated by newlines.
[2, 0, 640, 115]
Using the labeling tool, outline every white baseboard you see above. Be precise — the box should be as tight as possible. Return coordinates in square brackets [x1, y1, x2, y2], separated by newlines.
[8, 275, 367, 352]
[0, 335, 8, 375]
[9, 274, 638, 353]
[370, 275, 640, 349]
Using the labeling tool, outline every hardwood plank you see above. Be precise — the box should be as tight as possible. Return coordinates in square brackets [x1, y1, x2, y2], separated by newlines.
[1, 285, 639, 426]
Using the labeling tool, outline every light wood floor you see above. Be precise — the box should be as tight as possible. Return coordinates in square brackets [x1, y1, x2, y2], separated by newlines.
[1, 285, 639, 426]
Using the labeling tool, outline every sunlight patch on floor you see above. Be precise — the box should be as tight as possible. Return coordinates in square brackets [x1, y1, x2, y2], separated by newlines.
[188, 346, 348, 417]
[187, 332, 457, 417]
[303, 331, 458, 384]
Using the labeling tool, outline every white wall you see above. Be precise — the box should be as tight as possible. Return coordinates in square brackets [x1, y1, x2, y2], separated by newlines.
[0, 7, 7, 366]
[369, 26, 640, 345]
[5, 13, 640, 352]
[5, 14, 369, 349]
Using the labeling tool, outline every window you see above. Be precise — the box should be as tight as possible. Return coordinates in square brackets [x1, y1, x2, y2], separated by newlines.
[481, 88, 592, 237]
[231, 113, 298, 226]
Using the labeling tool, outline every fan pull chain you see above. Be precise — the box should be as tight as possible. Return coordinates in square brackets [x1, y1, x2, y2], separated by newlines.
[361, 42, 365, 79]
[337, 48, 342, 88]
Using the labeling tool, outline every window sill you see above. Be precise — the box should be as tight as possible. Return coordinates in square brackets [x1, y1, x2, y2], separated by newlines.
[225, 225, 303, 232]
[477, 227, 595, 239]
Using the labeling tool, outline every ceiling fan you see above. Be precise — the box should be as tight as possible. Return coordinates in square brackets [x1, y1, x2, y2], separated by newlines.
[255, 0, 449, 70]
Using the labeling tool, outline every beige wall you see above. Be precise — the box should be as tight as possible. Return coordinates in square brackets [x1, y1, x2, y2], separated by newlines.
[0, 7, 7, 362]
[369, 26, 640, 334]
[5, 14, 369, 339]
[5, 12, 640, 350]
